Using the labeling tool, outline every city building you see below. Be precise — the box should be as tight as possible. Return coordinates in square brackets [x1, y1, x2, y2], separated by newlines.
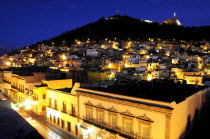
[46, 82, 79, 137]
[75, 82, 209, 139]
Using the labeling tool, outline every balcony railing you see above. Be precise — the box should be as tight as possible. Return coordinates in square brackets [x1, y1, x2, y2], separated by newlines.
[47, 105, 58, 111]
[3, 79, 11, 84]
[69, 113, 77, 117]
[11, 86, 24, 93]
[83, 116, 141, 139]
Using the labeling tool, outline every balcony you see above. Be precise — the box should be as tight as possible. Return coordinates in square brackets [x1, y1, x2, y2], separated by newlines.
[3, 79, 11, 84]
[47, 105, 58, 111]
[11, 85, 19, 90]
[83, 116, 141, 139]
[10, 86, 24, 93]
[69, 113, 77, 118]
[61, 110, 67, 114]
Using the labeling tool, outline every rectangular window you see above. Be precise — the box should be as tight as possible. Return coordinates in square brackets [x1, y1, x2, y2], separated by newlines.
[125, 120, 132, 133]
[63, 102, 66, 113]
[43, 94, 46, 99]
[87, 108, 92, 120]
[98, 111, 104, 124]
[75, 125, 78, 135]
[111, 116, 117, 128]
[141, 125, 149, 139]
[50, 114, 52, 121]
[49, 98, 52, 107]
[61, 120, 65, 129]
[57, 117, 60, 125]
[67, 122, 71, 132]
[53, 116, 56, 123]
[72, 105, 76, 116]
[54, 99, 58, 109]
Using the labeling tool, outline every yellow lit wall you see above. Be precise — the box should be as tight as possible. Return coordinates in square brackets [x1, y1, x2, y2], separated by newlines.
[43, 79, 73, 89]
[184, 75, 203, 85]
[46, 84, 78, 135]
[87, 72, 109, 82]
[33, 86, 47, 115]
[107, 62, 121, 72]
[170, 88, 210, 139]
[77, 87, 173, 139]
[171, 68, 184, 79]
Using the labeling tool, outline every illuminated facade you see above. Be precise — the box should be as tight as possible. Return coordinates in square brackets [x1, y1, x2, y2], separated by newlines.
[32, 79, 73, 115]
[184, 75, 203, 85]
[75, 85, 210, 139]
[46, 83, 79, 136]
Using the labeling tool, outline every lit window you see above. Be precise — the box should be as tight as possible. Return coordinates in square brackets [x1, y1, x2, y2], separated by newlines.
[86, 107, 93, 120]
[125, 120, 132, 133]
[141, 125, 149, 139]
[111, 116, 117, 128]
[97, 110, 104, 124]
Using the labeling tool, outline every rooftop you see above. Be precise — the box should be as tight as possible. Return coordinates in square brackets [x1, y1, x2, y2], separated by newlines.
[56, 88, 72, 93]
[82, 79, 208, 103]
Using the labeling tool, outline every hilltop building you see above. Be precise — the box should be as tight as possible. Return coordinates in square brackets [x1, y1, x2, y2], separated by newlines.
[163, 18, 182, 26]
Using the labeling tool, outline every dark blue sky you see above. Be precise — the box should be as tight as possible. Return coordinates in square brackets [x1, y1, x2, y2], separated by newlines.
[0, 0, 210, 49]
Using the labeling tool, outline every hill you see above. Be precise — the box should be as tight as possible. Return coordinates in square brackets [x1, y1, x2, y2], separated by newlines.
[14, 15, 210, 49]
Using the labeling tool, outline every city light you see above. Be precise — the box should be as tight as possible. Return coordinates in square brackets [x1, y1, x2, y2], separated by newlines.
[108, 63, 112, 68]
[19, 99, 37, 110]
[61, 55, 67, 60]
[77, 41, 81, 44]
[147, 74, 152, 81]
[5, 61, 11, 66]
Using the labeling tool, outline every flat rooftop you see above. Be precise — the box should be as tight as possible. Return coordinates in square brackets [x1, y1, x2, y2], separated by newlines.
[82, 80, 208, 103]
[56, 88, 72, 93]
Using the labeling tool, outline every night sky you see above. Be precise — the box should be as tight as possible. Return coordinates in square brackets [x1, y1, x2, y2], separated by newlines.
[1, 0, 210, 50]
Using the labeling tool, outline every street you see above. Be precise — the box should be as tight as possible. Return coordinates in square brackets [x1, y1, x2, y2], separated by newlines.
[2, 94, 67, 139]
[18, 110, 64, 139]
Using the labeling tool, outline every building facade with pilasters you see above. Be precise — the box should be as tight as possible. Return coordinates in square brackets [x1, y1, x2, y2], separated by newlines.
[76, 88, 173, 139]
[75, 84, 210, 139]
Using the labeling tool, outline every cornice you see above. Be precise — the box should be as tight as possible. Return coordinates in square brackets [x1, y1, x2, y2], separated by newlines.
[78, 91, 173, 114]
